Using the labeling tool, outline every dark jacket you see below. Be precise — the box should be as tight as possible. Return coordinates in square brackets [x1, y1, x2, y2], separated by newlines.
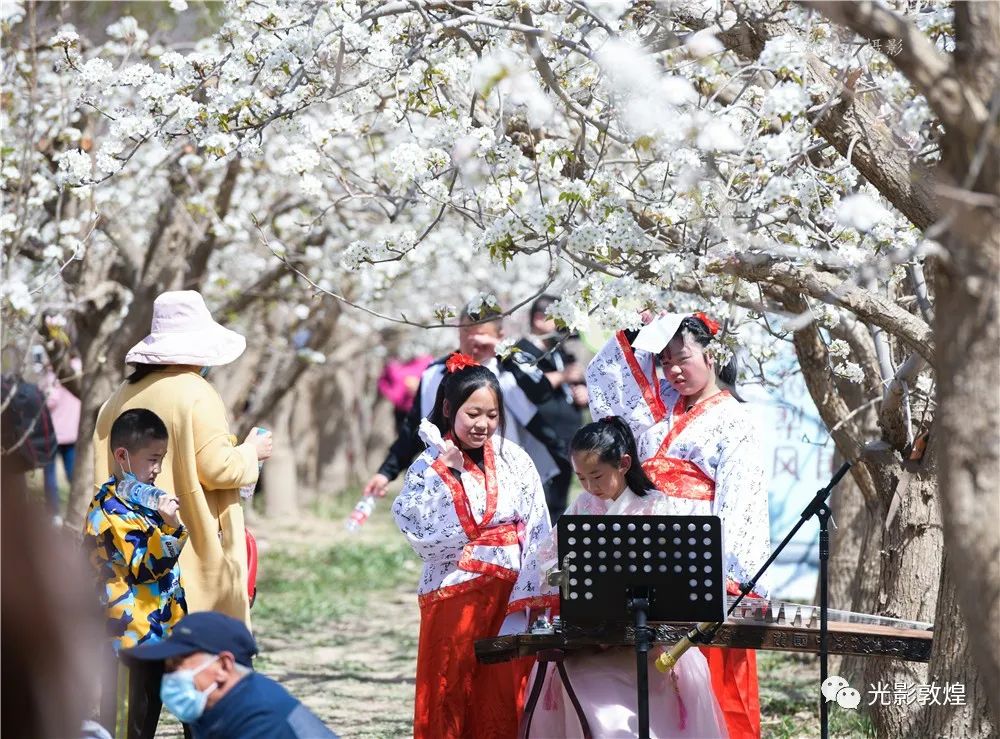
[191, 672, 337, 739]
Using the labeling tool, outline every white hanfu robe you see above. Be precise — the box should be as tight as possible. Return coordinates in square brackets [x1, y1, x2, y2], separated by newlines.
[587, 331, 771, 739]
[586, 331, 771, 595]
[394, 437, 556, 737]
[392, 436, 556, 617]
[527, 488, 728, 738]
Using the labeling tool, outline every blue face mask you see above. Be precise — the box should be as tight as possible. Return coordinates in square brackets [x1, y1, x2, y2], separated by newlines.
[160, 655, 219, 723]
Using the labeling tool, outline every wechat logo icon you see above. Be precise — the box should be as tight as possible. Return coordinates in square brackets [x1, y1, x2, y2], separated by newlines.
[821, 675, 861, 710]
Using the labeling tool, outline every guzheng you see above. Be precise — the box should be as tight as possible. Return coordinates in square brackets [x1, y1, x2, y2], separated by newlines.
[475, 596, 933, 664]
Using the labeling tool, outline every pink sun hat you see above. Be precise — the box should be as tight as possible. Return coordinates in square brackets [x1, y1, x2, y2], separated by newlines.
[125, 290, 246, 367]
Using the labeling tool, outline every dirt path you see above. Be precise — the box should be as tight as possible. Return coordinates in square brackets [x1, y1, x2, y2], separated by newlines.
[253, 512, 421, 738]
[257, 579, 419, 738]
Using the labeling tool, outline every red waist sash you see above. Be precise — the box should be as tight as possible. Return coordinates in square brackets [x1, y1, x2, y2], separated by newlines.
[642, 455, 715, 502]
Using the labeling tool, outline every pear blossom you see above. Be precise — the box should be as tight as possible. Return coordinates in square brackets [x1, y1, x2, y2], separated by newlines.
[838, 194, 891, 232]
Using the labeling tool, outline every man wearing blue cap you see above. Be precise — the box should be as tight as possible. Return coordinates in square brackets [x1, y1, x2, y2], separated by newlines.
[123, 612, 338, 739]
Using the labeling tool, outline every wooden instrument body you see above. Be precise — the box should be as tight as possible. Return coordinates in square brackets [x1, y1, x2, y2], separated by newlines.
[475, 620, 933, 664]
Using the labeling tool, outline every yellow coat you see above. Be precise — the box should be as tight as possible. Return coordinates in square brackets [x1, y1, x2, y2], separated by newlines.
[94, 368, 257, 625]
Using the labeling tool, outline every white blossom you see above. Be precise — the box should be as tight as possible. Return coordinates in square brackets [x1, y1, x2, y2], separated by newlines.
[79, 58, 114, 86]
[472, 51, 553, 126]
[0, 0, 947, 395]
[48, 27, 80, 48]
[2, 2, 25, 24]
[834, 360, 866, 385]
[466, 293, 500, 317]
[759, 35, 809, 75]
[106, 16, 144, 43]
[828, 339, 850, 360]
[434, 304, 458, 321]
[838, 194, 891, 232]
[685, 29, 724, 58]
[761, 82, 811, 118]
[55, 149, 92, 185]
[696, 119, 743, 152]
[2, 281, 33, 313]
[583, 0, 629, 24]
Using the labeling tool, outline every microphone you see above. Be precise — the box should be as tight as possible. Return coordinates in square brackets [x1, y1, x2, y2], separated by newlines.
[654, 621, 721, 673]
[827, 461, 852, 490]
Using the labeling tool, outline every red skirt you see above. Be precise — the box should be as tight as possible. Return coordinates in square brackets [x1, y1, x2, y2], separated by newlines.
[701, 647, 761, 738]
[415, 576, 533, 739]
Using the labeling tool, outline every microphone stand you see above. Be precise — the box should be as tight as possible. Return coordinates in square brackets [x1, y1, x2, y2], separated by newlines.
[628, 587, 654, 739]
[656, 461, 852, 739]
[735, 460, 850, 739]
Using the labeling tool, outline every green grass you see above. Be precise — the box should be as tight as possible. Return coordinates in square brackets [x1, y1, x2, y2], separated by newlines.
[254, 533, 419, 632]
[758, 651, 875, 738]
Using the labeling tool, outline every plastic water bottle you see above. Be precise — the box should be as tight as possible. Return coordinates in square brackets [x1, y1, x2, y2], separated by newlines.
[345, 495, 376, 532]
[117, 474, 165, 511]
[239, 427, 269, 500]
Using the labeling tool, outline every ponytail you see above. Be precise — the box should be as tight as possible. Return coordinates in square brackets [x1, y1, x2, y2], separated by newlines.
[570, 416, 658, 496]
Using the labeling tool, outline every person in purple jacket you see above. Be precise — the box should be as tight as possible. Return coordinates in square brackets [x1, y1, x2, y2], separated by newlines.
[123, 612, 338, 739]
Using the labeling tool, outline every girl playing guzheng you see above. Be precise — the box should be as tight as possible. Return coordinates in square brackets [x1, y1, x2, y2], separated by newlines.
[392, 354, 555, 739]
[528, 417, 728, 738]
[586, 312, 771, 739]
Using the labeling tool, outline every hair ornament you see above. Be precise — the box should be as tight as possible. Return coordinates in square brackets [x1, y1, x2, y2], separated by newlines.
[445, 352, 479, 374]
[692, 312, 720, 337]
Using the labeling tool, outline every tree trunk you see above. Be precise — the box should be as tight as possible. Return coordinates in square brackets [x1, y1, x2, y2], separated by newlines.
[929, 4, 1000, 725]
[310, 357, 390, 499]
[934, 215, 1000, 729]
[63, 298, 129, 527]
[917, 556, 996, 738]
[289, 379, 320, 507]
[836, 510, 884, 688]
[262, 395, 296, 518]
[826, 464, 876, 679]
[64, 371, 114, 527]
[827, 462, 874, 610]
[863, 444, 942, 737]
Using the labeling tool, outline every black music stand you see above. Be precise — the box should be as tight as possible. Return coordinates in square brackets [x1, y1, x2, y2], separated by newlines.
[557, 515, 725, 739]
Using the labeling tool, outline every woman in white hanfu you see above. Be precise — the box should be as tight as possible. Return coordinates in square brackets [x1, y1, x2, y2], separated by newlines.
[392, 354, 556, 739]
[528, 417, 728, 738]
[586, 313, 770, 739]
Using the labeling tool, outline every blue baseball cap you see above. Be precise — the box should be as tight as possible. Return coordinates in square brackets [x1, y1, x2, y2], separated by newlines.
[122, 612, 257, 667]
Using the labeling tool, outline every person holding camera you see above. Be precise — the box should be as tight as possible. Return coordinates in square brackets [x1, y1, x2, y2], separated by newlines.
[512, 295, 589, 521]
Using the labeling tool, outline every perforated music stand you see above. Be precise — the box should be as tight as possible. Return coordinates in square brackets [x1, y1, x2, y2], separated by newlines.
[556, 515, 725, 739]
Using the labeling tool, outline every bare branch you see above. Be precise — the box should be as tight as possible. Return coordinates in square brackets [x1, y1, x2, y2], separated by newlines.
[783, 293, 882, 507]
[712, 254, 935, 365]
